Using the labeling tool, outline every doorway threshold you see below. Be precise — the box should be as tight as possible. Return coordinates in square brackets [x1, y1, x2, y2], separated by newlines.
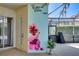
[0, 47, 15, 51]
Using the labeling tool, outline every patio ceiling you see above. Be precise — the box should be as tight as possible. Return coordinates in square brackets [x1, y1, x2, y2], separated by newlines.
[0, 3, 27, 9]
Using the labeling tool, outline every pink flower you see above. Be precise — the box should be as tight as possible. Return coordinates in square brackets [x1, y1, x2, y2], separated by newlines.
[29, 23, 43, 51]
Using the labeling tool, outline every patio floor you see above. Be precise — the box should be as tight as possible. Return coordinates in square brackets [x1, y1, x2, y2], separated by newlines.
[0, 43, 79, 56]
[52, 43, 79, 56]
[0, 48, 48, 56]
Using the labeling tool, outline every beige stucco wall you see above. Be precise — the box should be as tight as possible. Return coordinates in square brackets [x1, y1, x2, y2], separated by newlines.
[0, 6, 16, 17]
[0, 5, 28, 52]
[16, 5, 28, 52]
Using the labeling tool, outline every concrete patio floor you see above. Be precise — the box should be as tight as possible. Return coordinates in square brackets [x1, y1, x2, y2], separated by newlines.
[52, 43, 79, 56]
[0, 43, 79, 56]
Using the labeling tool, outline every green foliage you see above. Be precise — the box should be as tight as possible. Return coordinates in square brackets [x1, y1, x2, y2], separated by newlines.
[47, 39, 55, 49]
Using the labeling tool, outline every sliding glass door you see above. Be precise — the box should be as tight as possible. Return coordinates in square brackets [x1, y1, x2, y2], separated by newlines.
[0, 17, 4, 48]
[0, 16, 13, 48]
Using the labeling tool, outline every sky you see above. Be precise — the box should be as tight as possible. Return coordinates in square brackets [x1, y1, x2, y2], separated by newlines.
[48, 3, 79, 18]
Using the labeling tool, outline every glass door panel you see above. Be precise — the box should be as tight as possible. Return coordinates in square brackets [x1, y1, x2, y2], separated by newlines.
[0, 16, 13, 48]
[4, 17, 13, 47]
[0, 17, 4, 48]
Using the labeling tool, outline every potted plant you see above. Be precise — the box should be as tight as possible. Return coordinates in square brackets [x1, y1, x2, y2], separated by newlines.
[47, 38, 55, 55]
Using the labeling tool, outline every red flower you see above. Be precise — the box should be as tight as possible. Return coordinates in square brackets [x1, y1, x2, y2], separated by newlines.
[29, 24, 38, 35]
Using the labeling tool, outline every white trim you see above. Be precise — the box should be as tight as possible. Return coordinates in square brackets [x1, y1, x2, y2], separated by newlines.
[13, 16, 16, 47]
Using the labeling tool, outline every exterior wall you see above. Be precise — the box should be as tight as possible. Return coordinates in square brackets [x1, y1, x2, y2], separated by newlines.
[16, 5, 28, 52]
[28, 4, 48, 53]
